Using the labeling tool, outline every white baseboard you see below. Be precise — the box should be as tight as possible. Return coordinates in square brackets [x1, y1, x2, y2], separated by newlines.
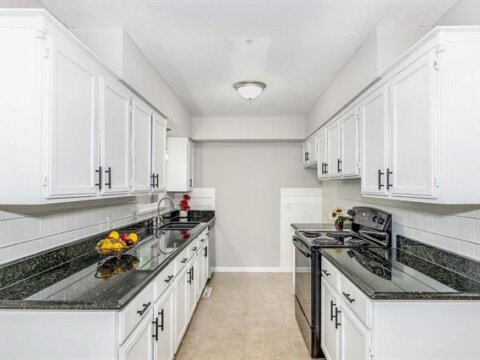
[213, 267, 292, 273]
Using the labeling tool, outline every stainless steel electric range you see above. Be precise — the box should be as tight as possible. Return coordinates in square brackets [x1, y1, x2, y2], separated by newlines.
[292, 206, 392, 358]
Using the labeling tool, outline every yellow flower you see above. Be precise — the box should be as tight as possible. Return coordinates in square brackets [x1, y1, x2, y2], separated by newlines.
[329, 207, 344, 220]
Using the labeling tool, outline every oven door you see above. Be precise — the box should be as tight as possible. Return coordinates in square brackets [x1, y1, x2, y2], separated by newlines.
[293, 236, 312, 324]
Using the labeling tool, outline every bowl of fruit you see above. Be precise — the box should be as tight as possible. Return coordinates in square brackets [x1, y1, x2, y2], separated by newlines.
[95, 230, 140, 255]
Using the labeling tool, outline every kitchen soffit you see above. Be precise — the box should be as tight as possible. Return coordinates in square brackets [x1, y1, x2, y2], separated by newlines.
[40, 0, 457, 117]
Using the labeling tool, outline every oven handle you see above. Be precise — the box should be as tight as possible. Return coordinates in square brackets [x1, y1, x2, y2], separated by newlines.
[292, 237, 311, 258]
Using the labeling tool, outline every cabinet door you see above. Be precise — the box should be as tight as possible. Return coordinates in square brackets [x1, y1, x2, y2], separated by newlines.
[153, 287, 175, 360]
[202, 242, 209, 290]
[152, 114, 167, 192]
[187, 258, 197, 321]
[389, 49, 437, 199]
[327, 121, 341, 178]
[187, 140, 195, 190]
[47, 33, 100, 197]
[339, 305, 371, 360]
[132, 98, 152, 193]
[100, 75, 131, 194]
[340, 107, 359, 177]
[119, 311, 154, 360]
[175, 266, 189, 347]
[360, 84, 389, 196]
[196, 248, 204, 302]
[321, 279, 340, 360]
[317, 129, 328, 180]
[302, 140, 311, 166]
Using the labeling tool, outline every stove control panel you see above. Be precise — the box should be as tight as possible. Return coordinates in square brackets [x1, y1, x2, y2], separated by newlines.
[348, 207, 391, 231]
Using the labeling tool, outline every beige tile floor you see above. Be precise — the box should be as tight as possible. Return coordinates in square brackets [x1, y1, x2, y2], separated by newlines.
[175, 273, 311, 360]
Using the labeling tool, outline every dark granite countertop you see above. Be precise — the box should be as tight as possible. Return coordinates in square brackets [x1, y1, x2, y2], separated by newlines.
[0, 213, 215, 310]
[321, 236, 480, 300]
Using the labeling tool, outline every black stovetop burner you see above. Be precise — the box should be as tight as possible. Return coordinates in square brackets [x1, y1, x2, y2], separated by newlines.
[295, 206, 392, 250]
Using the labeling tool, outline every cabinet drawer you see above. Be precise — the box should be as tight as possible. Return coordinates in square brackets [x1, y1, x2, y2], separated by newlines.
[188, 238, 200, 258]
[175, 248, 189, 273]
[198, 228, 209, 246]
[321, 257, 339, 292]
[154, 261, 175, 301]
[339, 275, 371, 328]
[119, 283, 154, 344]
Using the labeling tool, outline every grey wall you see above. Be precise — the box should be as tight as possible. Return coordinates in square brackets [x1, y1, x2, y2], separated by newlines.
[195, 142, 318, 268]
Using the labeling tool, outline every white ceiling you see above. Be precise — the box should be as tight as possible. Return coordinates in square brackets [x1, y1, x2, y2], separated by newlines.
[40, 0, 457, 117]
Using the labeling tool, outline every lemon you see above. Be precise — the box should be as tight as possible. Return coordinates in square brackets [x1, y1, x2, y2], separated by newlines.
[99, 239, 114, 250]
[128, 233, 139, 243]
[112, 242, 124, 251]
[109, 231, 120, 240]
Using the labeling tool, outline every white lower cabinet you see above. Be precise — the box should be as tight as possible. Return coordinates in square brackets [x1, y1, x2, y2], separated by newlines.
[201, 241, 209, 293]
[321, 279, 340, 360]
[339, 305, 371, 360]
[321, 270, 373, 360]
[187, 256, 198, 321]
[153, 286, 175, 360]
[320, 257, 480, 360]
[119, 311, 155, 360]
[175, 265, 189, 348]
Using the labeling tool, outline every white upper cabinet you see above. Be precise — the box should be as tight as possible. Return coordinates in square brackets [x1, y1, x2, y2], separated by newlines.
[151, 114, 167, 192]
[314, 107, 360, 182]
[303, 135, 318, 168]
[327, 121, 342, 179]
[360, 84, 389, 196]
[131, 98, 153, 193]
[360, 46, 439, 202]
[339, 107, 360, 177]
[167, 137, 195, 192]
[317, 129, 328, 180]
[46, 25, 101, 198]
[388, 48, 437, 199]
[99, 74, 132, 194]
[188, 140, 195, 191]
[0, 11, 168, 204]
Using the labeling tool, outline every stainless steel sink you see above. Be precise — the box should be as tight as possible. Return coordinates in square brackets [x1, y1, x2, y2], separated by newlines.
[160, 222, 200, 230]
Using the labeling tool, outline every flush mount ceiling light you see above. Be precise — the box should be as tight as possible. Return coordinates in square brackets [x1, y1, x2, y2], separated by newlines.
[233, 81, 266, 101]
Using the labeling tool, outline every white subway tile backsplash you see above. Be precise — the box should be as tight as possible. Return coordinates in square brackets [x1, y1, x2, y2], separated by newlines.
[433, 214, 445, 234]
[7, 218, 25, 243]
[444, 216, 460, 238]
[41, 215, 54, 237]
[7, 243, 25, 261]
[459, 218, 475, 241]
[25, 239, 41, 256]
[64, 212, 75, 230]
[0, 199, 148, 265]
[458, 241, 476, 258]
[24, 217, 41, 241]
[0, 222, 7, 246]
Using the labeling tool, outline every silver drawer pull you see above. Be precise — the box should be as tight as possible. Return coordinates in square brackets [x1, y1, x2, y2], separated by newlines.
[342, 292, 355, 303]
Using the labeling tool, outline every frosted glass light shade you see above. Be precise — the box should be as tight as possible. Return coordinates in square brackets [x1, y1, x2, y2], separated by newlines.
[234, 81, 266, 101]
